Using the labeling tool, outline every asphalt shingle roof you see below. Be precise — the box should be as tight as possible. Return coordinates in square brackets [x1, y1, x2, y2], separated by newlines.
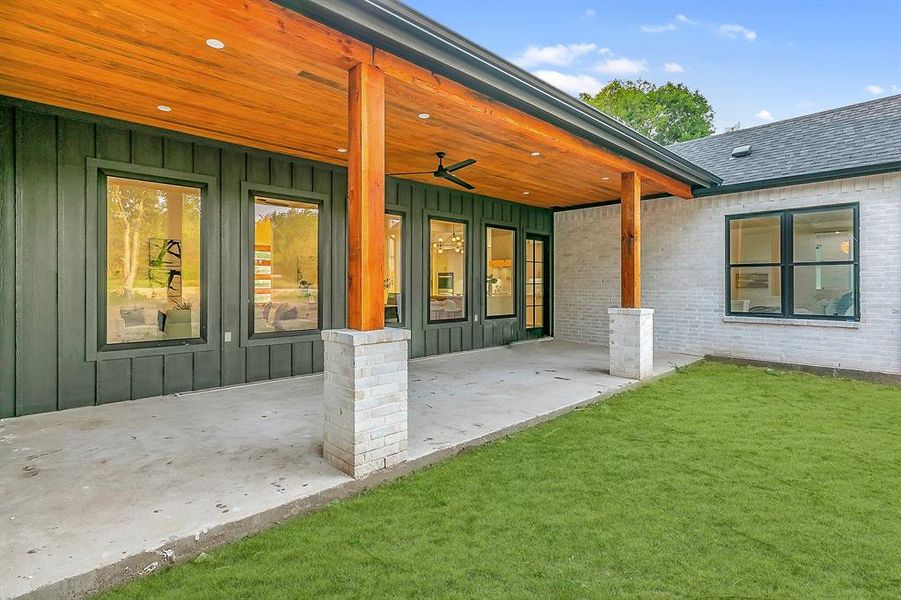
[666, 94, 901, 187]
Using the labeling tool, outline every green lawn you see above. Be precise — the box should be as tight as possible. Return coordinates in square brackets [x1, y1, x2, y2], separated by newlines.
[103, 362, 901, 599]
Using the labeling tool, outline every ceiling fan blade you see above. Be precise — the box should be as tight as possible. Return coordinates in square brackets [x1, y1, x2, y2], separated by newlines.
[441, 172, 475, 190]
[445, 158, 476, 172]
[387, 170, 435, 176]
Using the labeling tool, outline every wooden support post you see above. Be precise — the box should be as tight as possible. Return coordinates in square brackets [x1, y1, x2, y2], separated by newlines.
[346, 62, 386, 331]
[620, 171, 641, 308]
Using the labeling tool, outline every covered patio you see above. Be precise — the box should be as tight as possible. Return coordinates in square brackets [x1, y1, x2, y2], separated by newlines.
[1, 341, 700, 599]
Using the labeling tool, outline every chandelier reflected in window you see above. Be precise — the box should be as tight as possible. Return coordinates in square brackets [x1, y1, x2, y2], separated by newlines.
[432, 227, 465, 254]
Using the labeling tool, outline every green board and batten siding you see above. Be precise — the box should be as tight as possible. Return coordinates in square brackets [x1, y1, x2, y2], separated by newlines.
[0, 100, 552, 417]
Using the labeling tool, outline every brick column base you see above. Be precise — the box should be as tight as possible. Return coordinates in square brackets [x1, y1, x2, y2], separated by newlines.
[608, 308, 654, 380]
[321, 328, 410, 478]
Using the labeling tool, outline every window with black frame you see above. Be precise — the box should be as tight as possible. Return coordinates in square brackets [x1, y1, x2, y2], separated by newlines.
[727, 204, 858, 320]
[105, 176, 202, 345]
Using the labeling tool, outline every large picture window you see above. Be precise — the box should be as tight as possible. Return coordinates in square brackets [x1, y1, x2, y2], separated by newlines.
[726, 204, 858, 320]
[429, 218, 466, 322]
[384, 214, 403, 325]
[252, 196, 319, 334]
[105, 176, 202, 345]
[486, 226, 515, 318]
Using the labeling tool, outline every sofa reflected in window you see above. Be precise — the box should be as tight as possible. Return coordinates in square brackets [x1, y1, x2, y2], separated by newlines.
[252, 196, 319, 334]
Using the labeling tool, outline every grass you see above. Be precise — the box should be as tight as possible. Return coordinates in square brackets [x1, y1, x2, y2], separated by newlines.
[102, 362, 901, 599]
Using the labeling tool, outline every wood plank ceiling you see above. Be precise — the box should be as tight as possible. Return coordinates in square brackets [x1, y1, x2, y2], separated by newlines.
[0, 0, 683, 207]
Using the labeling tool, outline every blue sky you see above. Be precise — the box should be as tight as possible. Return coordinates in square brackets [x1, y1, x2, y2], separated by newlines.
[405, 0, 901, 132]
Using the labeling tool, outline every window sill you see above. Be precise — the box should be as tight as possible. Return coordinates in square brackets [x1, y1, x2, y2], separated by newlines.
[723, 315, 859, 329]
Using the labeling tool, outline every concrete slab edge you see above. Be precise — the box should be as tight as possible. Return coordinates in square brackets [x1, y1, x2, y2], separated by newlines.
[13, 355, 703, 600]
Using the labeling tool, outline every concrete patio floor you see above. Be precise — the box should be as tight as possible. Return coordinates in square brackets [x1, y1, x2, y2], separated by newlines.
[1, 340, 701, 599]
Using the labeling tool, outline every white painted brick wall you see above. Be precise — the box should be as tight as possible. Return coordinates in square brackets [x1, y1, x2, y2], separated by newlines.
[554, 173, 901, 375]
[322, 328, 411, 478]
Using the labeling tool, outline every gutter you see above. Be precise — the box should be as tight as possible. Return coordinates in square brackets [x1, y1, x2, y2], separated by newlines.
[692, 161, 901, 197]
[275, 0, 722, 190]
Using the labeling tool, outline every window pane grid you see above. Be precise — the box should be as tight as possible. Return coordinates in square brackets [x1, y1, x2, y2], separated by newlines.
[727, 205, 857, 320]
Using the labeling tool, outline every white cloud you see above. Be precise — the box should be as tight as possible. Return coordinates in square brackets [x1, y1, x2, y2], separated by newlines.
[755, 109, 774, 122]
[718, 24, 757, 41]
[512, 43, 599, 68]
[641, 23, 676, 33]
[594, 57, 648, 75]
[532, 70, 603, 95]
[663, 62, 685, 73]
[584, 8, 596, 18]
[865, 84, 885, 95]
[676, 14, 699, 25]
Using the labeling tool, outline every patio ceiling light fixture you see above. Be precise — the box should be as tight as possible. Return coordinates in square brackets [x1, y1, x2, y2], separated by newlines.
[205, 38, 225, 49]
[337, 148, 348, 153]
[157, 105, 172, 112]
[530, 151, 541, 157]
[602, 176, 611, 180]
[417, 113, 430, 119]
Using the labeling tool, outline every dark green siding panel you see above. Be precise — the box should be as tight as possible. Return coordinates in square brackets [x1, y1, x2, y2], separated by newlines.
[192, 144, 221, 390]
[219, 149, 246, 386]
[15, 111, 58, 415]
[96, 126, 130, 162]
[291, 342, 313, 376]
[97, 359, 131, 404]
[192, 351, 220, 390]
[0, 108, 15, 417]
[330, 173, 347, 330]
[246, 346, 270, 382]
[131, 356, 164, 399]
[164, 138, 193, 172]
[269, 345, 292, 379]
[311, 339, 324, 372]
[57, 119, 96, 409]
[131, 132, 163, 167]
[164, 353, 194, 394]
[270, 157, 291, 188]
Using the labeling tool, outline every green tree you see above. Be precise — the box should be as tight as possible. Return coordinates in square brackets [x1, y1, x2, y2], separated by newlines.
[580, 80, 715, 145]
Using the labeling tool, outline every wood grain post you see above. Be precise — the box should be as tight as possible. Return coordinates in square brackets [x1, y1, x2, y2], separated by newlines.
[346, 62, 386, 331]
[620, 171, 641, 308]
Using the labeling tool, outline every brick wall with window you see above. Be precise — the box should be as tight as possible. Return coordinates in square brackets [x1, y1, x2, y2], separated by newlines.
[554, 173, 901, 375]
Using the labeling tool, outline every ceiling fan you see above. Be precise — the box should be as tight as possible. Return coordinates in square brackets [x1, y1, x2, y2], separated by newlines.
[388, 152, 477, 190]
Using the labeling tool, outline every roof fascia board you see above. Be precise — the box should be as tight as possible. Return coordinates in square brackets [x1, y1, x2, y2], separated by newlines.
[554, 161, 901, 211]
[275, 0, 722, 189]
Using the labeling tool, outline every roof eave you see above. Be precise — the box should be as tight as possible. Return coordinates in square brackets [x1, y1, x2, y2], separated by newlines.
[275, 0, 723, 190]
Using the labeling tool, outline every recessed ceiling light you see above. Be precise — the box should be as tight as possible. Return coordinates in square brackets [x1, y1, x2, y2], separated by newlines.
[522, 191, 530, 195]
[530, 151, 541, 157]
[157, 105, 172, 112]
[417, 113, 430, 119]
[337, 148, 348, 153]
[205, 38, 225, 50]
[602, 176, 611, 180]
